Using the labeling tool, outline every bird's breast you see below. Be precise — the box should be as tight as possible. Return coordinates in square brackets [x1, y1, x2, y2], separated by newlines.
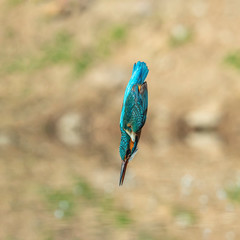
[129, 139, 134, 152]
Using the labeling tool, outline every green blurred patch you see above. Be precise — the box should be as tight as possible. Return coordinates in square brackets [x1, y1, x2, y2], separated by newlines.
[97, 24, 127, 57]
[4, 27, 16, 39]
[159, 236, 179, 240]
[5, 236, 19, 240]
[73, 51, 93, 76]
[100, 195, 114, 213]
[169, 25, 192, 47]
[72, 24, 127, 77]
[45, 237, 54, 240]
[138, 232, 156, 240]
[40, 31, 94, 77]
[41, 31, 73, 64]
[172, 206, 197, 227]
[41, 178, 99, 221]
[42, 233, 54, 240]
[0, 31, 74, 75]
[1, 25, 128, 77]
[3, 57, 28, 73]
[4, 55, 46, 74]
[74, 177, 96, 200]
[115, 211, 132, 227]
[224, 51, 240, 71]
[0, 54, 35, 75]
[138, 231, 179, 240]
[44, 188, 76, 219]
[7, 0, 24, 7]
[225, 183, 240, 204]
[111, 25, 127, 42]
[98, 193, 133, 228]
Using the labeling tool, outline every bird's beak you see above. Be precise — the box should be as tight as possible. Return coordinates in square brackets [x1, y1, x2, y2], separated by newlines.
[119, 159, 129, 186]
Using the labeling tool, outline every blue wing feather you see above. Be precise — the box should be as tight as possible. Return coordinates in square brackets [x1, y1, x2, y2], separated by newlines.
[119, 130, 130, 160]
[122, 83, 148, 133]
[120, 61, 149, 129]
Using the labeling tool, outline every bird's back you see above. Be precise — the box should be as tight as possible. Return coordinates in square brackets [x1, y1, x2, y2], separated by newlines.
[120, 61, 149, 129]
[123, 83, 148, 133]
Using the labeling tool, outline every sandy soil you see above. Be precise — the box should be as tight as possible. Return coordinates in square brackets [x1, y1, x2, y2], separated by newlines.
[1, 0, 240, 240]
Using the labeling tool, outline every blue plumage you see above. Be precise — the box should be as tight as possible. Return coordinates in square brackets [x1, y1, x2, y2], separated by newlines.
[119, 61, 149, 185]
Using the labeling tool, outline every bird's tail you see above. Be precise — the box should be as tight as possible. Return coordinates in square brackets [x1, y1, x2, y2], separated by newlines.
[119, 159, 129, 186]
[132, 61, 149, 84]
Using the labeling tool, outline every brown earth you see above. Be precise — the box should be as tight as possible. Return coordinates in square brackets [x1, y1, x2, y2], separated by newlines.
[1, 0, 240, 240]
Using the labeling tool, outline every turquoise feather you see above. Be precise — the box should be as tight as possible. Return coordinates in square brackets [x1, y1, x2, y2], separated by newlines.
[119, 61, 149, 185]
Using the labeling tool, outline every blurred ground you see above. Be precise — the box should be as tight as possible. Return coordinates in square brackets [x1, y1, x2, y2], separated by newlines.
[1, 0, 240, 239]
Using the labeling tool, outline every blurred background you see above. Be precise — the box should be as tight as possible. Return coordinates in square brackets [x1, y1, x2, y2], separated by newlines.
[1, 0, 240, 239]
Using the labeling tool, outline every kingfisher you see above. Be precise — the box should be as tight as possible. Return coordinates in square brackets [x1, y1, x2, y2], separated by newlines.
[119, 61, 149, 185]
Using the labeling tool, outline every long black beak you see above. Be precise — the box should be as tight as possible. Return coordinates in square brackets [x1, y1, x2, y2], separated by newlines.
[119, 159, 129, 186]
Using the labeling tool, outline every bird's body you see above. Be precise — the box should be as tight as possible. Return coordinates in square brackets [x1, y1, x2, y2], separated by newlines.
[119, 61, 149, 185]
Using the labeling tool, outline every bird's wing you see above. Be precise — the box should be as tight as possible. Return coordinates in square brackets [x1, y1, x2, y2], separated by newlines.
[121, 87, 135, 129]
[122, 82, 148, 133]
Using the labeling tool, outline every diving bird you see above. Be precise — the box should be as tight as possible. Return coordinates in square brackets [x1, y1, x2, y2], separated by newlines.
[119, 61, 149, 185]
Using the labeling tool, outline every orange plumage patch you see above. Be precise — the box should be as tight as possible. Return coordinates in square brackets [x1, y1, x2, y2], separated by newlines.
[138, 84, 141, 92]
[129, 140, 134, 151]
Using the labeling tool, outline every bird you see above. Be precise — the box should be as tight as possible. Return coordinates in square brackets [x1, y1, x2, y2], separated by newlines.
[119, 61, 149, 186]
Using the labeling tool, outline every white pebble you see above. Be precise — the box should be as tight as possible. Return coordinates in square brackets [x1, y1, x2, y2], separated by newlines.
[216, 189, 226, 200]
[54, 209, 64, 219]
